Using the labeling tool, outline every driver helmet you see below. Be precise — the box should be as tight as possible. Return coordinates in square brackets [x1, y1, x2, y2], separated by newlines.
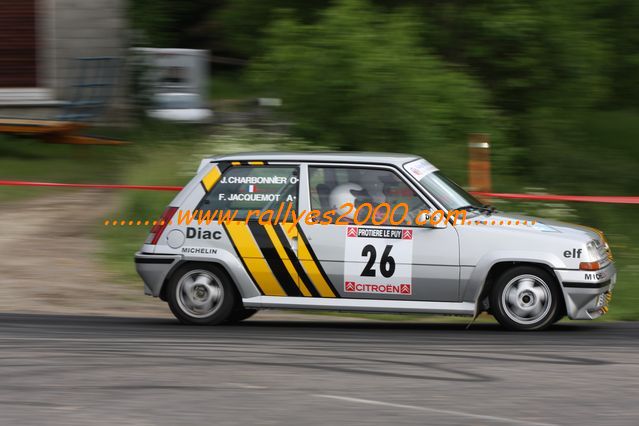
[329, 183, 365, 221]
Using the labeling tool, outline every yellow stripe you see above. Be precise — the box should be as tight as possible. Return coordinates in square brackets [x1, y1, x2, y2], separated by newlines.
[248, 161, 264, 165]
[231, 161, 241, 166]
[201, 166, 221, 191]
[225, 223, 286, 296]
[282, 223, 299, 238]
[293, 229, 336, 298]
[264, 225, 311, 297]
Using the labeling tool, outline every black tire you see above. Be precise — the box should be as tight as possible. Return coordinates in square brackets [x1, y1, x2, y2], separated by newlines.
[226, 306, 258, 324]
[551, 304, 566, 325]
[166, 263, 236, 325]
[490, 265, 562, 331]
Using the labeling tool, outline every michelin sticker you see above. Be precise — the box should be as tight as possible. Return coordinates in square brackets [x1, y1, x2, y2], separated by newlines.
[344, 226, 413, 295]
[181, 247, 218, 255]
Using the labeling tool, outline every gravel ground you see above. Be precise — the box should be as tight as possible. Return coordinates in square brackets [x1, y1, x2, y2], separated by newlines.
[0, 190, 168, 317]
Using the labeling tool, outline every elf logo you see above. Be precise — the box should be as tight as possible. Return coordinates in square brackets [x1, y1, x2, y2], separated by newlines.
[186, 227, 222, 240]
[563, 248, 582, 258]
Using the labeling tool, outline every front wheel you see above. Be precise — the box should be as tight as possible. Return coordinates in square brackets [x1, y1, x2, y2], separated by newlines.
[166, 264, 236, 325]
[490, 266, 562, 331]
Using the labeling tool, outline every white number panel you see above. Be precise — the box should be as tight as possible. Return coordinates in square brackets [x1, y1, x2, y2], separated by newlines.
[343, 226, 413, 296]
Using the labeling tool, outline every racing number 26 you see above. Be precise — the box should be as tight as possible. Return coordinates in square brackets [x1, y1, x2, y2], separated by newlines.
[361, 244, 396, 278]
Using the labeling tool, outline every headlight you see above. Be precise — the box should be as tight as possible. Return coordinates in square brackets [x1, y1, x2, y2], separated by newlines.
[585, 240, 601, 261]
[579, 239, 611, 270]
[591, 228, 613, 260]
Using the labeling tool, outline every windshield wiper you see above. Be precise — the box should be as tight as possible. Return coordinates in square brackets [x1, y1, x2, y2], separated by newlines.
[456, 205, 495, 215]
[482, 204, 497, 214]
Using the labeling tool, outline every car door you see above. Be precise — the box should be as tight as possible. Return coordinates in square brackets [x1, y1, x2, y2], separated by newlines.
[206, 163, 307, 297]
[298, 163, 460, 301]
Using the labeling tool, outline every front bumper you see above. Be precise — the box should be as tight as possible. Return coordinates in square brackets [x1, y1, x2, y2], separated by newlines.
[556, 262, 616, 319]
[134, 252, 181, 297]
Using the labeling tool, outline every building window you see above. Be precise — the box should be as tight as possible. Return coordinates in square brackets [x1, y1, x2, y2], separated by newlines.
[0, 0, 38, 88]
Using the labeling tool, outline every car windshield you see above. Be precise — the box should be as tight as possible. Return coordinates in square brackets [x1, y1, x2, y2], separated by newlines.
[404, 159, 483, 210]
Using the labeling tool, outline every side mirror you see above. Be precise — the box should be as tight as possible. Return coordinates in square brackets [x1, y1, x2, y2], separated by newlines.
[417, 212, 447, 229]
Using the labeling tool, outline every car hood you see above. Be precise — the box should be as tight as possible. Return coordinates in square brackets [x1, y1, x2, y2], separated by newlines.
[462, 210, 602, 242]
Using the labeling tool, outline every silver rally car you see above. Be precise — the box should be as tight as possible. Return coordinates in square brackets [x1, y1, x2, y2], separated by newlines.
[135, 152, 616, 330]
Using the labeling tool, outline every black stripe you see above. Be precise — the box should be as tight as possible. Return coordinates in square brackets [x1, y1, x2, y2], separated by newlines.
[217, 161, 231, 174]
[222, 223, 264, 295]
[273, 224, 320, 297]
[563, 280, 611, 289]
[248, 222, 302, 297]
[135, 257, 174, 264]
[296, 225, 340, 297]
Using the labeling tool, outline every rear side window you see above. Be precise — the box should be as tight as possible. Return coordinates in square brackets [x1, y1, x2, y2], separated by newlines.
[199, 166, 299, 219]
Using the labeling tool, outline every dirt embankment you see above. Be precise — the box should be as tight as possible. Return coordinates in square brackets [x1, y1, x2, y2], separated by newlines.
[0, 191, 169, 317]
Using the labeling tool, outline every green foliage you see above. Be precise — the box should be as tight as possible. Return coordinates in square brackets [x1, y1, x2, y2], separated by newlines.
[138, 0, 639, 112]
[128, 0, 222, 49]
[406, 1, 613, 181]
[418, 1, 610, 114]
[249, 0, 504, 165]
[216, 0, 327, 58]
[592, 0, 639, 108]
[528, 110, 639, 194]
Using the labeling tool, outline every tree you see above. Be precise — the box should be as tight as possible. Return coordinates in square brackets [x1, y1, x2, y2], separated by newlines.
[417, 0, 610, 114]
[216, 0, 328, 58]
[128, 0, 224, 50]
[249, 0, 503, 169]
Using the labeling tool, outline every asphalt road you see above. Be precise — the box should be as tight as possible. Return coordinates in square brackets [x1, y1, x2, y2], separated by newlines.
[0, 313, 637, 426]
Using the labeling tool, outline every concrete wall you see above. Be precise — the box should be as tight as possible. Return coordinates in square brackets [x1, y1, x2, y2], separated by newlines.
[0, 0, 128, 119]
[39, 0, 127, 101]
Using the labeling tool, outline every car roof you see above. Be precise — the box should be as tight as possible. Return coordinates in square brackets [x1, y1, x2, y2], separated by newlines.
[205, 151, 424, 167]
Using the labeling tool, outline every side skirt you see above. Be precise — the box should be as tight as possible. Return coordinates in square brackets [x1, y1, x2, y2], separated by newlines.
[243, 296, 475, 315]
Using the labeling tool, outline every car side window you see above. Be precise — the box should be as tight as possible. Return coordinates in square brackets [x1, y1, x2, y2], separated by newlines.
[199, 166, 298, 220]
[308, 166, 428, 225]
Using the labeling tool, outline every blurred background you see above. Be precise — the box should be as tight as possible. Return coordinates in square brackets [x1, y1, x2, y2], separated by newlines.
[0, 0, 637, 319]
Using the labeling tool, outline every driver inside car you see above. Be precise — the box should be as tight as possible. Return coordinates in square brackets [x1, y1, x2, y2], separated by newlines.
[328, 183, 390, 224]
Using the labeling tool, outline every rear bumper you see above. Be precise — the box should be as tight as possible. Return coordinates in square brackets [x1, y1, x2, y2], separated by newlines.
[134, 252, 181, 297]
[556, 262, 616, 320]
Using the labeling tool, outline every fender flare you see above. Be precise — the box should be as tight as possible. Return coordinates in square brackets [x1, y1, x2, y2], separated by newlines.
[160, 252, 262, 301]
[462, 251, 568, 316]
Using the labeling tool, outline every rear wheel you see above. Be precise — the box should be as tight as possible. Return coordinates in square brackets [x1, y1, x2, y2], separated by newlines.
[490, 266, 561, 331]
[166, 264, 236, 325]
